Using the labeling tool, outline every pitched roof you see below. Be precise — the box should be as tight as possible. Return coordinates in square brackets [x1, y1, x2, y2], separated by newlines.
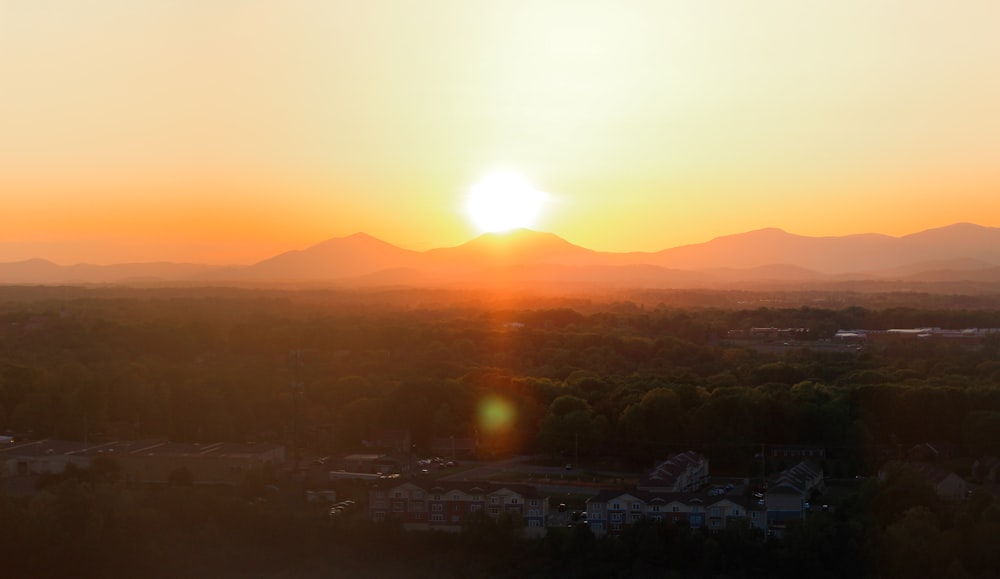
[639, 451, 707, 488]
[769, 461, 822, 493]
[587, 488, 761, 510]
[376, 480, 545, 499]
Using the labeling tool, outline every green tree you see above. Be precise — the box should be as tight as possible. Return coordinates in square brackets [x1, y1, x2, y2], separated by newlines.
[538, 395, 602, 457]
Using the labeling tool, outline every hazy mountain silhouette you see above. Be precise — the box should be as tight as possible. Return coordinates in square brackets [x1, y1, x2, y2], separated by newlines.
[197, 232, 421, 281]
[645, 223, 1000, 274]
[0, 258, 216, 284]
[896, 223, 1000, 264]
[4, 223, 1000, 288]
[644, 228, 897, 272]
[862, 257, 996, 279]
[423, 229, 603, 269]
[704, 264, 828, 282]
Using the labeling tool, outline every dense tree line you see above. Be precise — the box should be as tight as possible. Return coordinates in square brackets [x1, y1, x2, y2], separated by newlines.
[3, 287, 1000, 577]
[3, 288, 999, 470]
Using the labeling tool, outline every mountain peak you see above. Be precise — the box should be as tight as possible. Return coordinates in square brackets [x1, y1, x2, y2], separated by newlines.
[469, 228, 577, 246]
[420, 228, 597, 268]
[344, 231, 379, 241]
[303, 231, 402, 252]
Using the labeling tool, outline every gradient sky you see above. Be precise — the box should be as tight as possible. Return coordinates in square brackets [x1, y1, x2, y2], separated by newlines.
[2, 0, 998, 264]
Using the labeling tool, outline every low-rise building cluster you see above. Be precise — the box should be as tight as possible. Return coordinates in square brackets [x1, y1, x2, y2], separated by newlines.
[0, 438, 284, 487]
[763, 461, 823, 531]
[637, 450, 710, 492]
[368, 480, 549, 537]
[586, 488, 764, 535]
[835, 327, 1000, 341]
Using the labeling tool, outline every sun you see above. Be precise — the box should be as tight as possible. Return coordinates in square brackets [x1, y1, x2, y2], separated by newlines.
[466, 169, 549, 233]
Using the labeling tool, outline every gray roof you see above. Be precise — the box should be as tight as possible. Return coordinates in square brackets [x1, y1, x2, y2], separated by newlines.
[767, 461, 822, 496]
[588, 488, 761, 511]
[375, 480, 546, 500]
[639, 451, 706, 487]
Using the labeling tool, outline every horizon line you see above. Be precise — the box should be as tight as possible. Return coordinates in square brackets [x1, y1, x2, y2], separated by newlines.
[1, 221, 997, 268]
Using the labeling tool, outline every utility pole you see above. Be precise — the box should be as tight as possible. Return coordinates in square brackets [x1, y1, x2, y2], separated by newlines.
[290, 349, 304, 475]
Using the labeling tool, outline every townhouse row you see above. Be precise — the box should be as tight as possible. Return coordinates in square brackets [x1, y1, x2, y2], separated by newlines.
[369, 481, 549, 537]
[586, 489, 765, 535]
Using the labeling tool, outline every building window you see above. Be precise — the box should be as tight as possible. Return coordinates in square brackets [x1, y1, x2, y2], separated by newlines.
[488, 506, 500, 516]
[452, 493, 461, 501]
[711, 507, 720, 517]
[611, 513, 622, 522]
[530, 499, 539, 507]
[414, 491, 423, 499]
[630, 513, 641, 522]
[672, 506, 680, 513]
[433, 494, 441, 501]
[651, 505, 660, 512]
[612, 503, 621, 510]
[373, 511, 386, 522]
[529, 520, 541, 527]
[473, 495, 481, 502]
[611, 522, 622, 532]
[711, 519, 720, 527]
[430, 514, 444, 522]
[510, 497, 518, 504]
[470, 504, 482, 512]
[529, 508, 540, 517]
[391, 501, 405, 512]
[393, 491, 403, 499]
[752, 512, 759, 519]
[432, 504, 443, 512]
[732, 508, 740, 516]
[593, 504, 602, 511]
[490, 496, 499, 505]
[631, 503, 641, 511]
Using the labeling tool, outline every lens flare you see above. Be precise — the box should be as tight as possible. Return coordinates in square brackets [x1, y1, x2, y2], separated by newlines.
[478, 395, 516, 435]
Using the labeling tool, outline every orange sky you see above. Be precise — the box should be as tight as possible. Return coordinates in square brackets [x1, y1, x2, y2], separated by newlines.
[2, 1, 998, 265]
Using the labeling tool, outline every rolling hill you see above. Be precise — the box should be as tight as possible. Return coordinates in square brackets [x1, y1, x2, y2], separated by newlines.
[4, 223, 999, 289]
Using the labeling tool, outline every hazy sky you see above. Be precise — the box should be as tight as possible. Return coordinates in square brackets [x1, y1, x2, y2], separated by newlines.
[2, 0, 998, 264]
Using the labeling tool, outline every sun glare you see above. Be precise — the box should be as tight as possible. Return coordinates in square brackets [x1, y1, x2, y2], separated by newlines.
[466, 170, 549, 233]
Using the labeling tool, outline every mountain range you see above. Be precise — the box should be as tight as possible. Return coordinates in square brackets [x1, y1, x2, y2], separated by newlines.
[3, 223, 1000, 289]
